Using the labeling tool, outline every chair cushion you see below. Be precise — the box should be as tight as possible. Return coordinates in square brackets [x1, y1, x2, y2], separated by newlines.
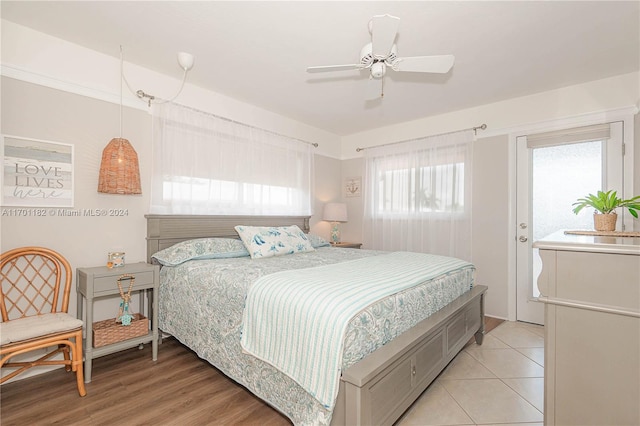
[0, 313, 84, 345]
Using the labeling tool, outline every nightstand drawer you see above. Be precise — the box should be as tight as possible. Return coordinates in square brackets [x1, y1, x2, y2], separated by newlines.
[76, 262, 158, 298]
[92, 271, 155, 295]
[330, 242, 362, 249]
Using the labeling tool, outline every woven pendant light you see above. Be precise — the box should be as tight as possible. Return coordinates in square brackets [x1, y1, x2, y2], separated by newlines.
[98, 46, 142, 194]
[98, 138, 141, 194]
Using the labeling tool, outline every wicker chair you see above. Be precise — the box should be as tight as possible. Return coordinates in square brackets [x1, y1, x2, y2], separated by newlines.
[0, 247, 86, 396]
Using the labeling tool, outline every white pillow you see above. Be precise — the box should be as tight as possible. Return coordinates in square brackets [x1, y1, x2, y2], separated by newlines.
[235, 225, 315, 259]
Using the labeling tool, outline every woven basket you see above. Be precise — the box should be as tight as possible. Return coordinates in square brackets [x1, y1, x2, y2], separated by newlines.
[593, 213, 617, 232]
[93, 313, 148, 347]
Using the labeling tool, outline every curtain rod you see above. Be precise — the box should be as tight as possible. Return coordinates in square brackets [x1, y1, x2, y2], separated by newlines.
[213, 113, 320, 148]
[155, 101, 319, 148]
[355, 123, 487, 152]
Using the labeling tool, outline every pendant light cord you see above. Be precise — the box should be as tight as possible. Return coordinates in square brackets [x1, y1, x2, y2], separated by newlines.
[119, 45, 124, 138]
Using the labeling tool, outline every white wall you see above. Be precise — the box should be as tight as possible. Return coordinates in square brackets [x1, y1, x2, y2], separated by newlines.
[636, 113, 640, 231]
[311, 154, 342, 240]
[471, 135, 510, 319]
[340, 158, 365, 244]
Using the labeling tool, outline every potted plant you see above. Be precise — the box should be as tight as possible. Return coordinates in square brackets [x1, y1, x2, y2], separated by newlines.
[572, 190, 640, 231]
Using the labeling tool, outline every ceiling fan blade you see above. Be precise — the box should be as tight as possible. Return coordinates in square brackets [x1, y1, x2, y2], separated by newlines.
[306, 64, 363, 73]
[371, 14, 400, 59]
[364, 75, 383, 100]
[391, 55, 455, 73]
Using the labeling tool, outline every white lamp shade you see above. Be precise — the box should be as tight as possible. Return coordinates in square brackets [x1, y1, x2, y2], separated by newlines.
[323, 202, 348, 222]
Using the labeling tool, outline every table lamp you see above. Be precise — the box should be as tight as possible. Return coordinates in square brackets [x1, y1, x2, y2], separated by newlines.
[323, 202, 348, 244]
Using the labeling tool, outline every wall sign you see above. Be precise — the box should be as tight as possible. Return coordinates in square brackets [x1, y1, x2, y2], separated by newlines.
[2, 135, 74, 207]
[345, 176, 361, 198]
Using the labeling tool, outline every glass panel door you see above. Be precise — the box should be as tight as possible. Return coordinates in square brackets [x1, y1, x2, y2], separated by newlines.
[531, 141, 603, 298]
[516, 122, 623, 325]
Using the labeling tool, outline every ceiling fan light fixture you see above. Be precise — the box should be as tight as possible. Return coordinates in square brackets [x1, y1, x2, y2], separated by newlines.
[370, 61, 385, 79]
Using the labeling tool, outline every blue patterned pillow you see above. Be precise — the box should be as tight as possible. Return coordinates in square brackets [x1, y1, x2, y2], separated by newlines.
[151, 238, 249, 266]
[307, 233, 331, 248]
[235, 225, 315, 259]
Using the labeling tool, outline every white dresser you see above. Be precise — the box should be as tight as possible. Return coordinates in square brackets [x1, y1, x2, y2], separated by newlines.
[534, 231, 640, 426]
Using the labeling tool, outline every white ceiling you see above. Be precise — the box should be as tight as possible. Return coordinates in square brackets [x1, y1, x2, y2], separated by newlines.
[2, 1, 639, 136]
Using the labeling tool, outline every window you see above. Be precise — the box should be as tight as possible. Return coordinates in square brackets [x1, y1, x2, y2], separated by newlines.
[371, 141, 468, 216]
[362, 129, 474, 260]
[151, 103, 313, 215]
[377, 160, 465, 214]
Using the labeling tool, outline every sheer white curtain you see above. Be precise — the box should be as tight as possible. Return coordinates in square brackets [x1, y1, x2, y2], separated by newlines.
[362, 130, 474, 261]
[150, 103, 314, 215]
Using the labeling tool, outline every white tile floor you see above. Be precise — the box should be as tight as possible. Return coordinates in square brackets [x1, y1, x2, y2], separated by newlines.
[397, 321, 545, 426]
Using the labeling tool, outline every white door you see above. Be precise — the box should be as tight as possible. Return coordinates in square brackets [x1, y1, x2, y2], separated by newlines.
[515, 122, 624, 325]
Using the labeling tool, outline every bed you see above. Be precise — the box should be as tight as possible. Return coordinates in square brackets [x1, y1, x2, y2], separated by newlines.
[146, 214, 486, 426]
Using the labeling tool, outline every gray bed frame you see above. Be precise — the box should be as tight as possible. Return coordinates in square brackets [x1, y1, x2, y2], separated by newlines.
[146, 214, 487, 426]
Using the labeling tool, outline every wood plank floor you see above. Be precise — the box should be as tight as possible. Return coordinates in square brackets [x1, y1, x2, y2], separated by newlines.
[0, 317, 503, 425]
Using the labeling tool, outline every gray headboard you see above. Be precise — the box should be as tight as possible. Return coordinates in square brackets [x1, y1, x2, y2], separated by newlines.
[145, 214, 311, 262]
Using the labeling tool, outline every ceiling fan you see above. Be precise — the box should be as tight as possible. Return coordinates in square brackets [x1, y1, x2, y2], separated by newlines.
[306, 14, 455, 99]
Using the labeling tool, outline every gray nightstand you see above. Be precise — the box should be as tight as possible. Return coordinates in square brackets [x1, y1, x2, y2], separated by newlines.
[76, 262, 159, 382]
[330, 242, 362, 249]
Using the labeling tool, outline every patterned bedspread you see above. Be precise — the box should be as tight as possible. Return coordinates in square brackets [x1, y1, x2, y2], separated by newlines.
[241, 252, 474, 410]
[158, 247, 474, 425]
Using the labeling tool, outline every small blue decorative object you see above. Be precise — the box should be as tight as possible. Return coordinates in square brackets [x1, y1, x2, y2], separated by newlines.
[116, 274, 136, 326]
[120, 312, 133, 326]
[118, 299, 133, 325]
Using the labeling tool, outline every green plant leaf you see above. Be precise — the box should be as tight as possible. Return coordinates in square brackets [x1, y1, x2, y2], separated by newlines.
[572, 189, 640, 216]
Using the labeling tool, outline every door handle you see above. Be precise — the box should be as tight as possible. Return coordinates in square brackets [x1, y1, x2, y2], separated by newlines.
[519, 236, 528, 242]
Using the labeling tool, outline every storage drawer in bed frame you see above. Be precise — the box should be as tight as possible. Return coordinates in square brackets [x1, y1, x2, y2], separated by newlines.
[332, 285, 486, 426]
